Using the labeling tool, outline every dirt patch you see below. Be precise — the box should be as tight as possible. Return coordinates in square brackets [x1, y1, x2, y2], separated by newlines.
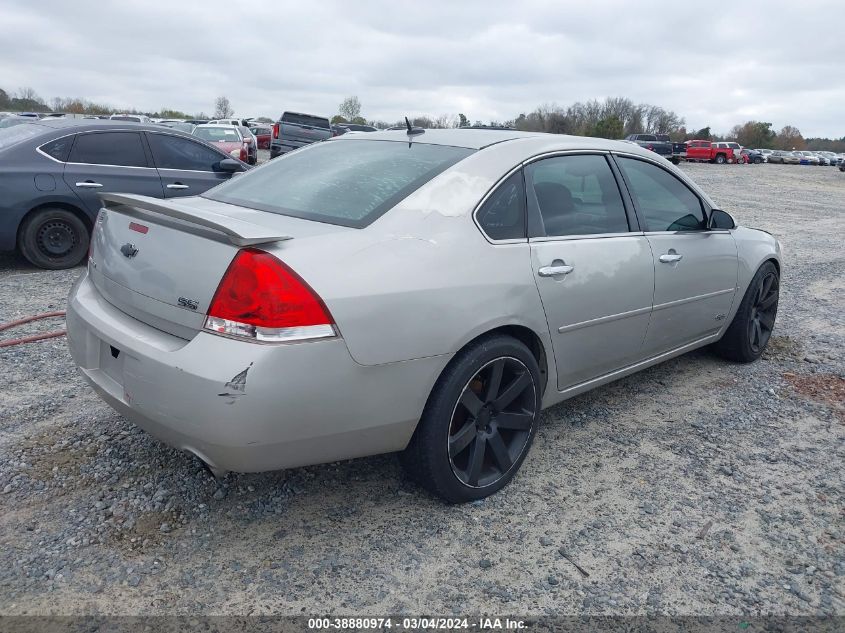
[763, 335, 803, 362]
[784, 373, 845, 419]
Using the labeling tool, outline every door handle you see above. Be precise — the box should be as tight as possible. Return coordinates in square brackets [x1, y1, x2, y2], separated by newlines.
[659, 251, 683, 263]
[75, 181, 102, 188]
[166, 183, 189, 189]
[538, 264, 575, 277]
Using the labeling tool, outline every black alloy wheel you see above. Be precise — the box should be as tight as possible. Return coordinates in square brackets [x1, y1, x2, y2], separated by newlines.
[748, 270, 779, 354]
[447, 357, 536, 488]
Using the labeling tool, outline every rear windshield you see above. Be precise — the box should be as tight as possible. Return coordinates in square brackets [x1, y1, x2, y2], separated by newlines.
[204, 139, 474, 228]
[0, 123, 43, 148]
[194, 127, 241, 142]
[281, 112, 331, 129]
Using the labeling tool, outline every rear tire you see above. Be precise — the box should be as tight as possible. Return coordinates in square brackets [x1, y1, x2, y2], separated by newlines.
[18, 207, 89, 270]
[401, 335, 541, 503]
[715, 154, 726, 164]
[714, 262, 779, 363]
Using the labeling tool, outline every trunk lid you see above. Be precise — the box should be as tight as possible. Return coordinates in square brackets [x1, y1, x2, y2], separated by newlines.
[89, 193, 326, 339]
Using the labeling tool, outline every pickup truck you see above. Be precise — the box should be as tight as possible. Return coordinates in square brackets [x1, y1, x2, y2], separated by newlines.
[623, 133, 678, 162]
[270, 111, 333, 158]
[684, 140, 738, 164]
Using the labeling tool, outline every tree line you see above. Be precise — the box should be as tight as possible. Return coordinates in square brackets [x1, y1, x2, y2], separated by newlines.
[2, 87, 842, 152]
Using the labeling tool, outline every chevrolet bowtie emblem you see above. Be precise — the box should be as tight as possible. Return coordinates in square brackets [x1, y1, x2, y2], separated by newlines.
[120, 243, 139, 259]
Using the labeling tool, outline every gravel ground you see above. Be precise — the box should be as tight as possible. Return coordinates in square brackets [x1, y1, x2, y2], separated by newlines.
[0, 163, 843, 617]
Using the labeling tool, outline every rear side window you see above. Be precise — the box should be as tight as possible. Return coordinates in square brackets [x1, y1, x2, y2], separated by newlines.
[68, 132, 147, 167]
[40, 136, 73, 161]
[147, 133, 224, 171]
[527, 154, 629, 237]
[616, 157, 705, 232]
[476, 170, 525, 241]
[281, 113, 331, 129]
[204, 139, 474, 228]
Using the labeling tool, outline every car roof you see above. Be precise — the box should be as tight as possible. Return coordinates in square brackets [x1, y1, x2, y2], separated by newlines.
[332, 128, 662, 153]
[5, 118, 201, 139]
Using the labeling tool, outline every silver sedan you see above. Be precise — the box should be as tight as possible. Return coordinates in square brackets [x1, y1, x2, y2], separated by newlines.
[67, 129, 781, 502]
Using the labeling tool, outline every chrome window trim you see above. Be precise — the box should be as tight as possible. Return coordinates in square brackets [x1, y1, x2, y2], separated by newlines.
[529, 231, 645, 244]
[34, 128, 227, 170]
[522, 148, 609, 166]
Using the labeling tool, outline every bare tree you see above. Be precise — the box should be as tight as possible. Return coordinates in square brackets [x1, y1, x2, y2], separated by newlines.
[338, 96, 362, 122]
[214, 96, 234, 119]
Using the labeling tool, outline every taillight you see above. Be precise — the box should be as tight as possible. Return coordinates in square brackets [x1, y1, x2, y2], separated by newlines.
[647, 144, 654, 151]
[88, 210, 103, 262]
[240, 147, 247, 162]
[272, 122, 279, 139]
[204, 248, 335, 343]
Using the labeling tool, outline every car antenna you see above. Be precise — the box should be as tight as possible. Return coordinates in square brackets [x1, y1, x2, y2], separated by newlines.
[404, 116, 424, 137]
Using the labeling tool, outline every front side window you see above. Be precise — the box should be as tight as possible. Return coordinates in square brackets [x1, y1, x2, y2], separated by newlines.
[616, 157, 705, 232]
[204, 139, 473, 228]
[476, 170, 525, 240]
[147, 133, 225, 171]
[527, 154, 629, 237]
[68, 132, 147, 167]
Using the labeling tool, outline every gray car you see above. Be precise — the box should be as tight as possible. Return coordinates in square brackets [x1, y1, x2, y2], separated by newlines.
[66, 130, 782, 502]
[0, 119, 247, 269]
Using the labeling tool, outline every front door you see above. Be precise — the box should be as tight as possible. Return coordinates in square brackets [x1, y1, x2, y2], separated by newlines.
[62, 131, 163, 215]
[614, 155, 738, 354]
[145, 131, 233, 198]
[526, 153, 655, 390]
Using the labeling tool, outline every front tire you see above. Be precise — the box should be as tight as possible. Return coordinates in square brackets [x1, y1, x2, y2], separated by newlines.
[401, 335, 541, 503]
[714, 262, 779, 363]
[18, 208, 89, 270]
[715, 154, 727, 164]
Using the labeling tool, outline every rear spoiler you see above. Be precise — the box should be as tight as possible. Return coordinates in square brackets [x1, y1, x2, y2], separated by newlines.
[99, 193, 292, 247]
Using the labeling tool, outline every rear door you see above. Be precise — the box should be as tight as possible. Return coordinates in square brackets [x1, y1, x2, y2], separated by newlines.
[145, 131, 233, 198]
[526, 153, 655, 390]
[615, 155, 737, 354]
[63, 131, 163, 214]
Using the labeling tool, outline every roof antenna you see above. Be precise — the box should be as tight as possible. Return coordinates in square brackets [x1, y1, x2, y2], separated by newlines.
[404, 116, 424, 136]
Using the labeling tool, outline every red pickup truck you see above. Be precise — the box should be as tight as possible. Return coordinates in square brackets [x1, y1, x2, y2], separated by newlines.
[685, 140, 738, 164]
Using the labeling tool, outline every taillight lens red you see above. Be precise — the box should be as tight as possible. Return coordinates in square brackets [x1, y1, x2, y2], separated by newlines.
[272, 122, 280, 139]
[240, 147, 247, 162]
[204, 248, 335, 343]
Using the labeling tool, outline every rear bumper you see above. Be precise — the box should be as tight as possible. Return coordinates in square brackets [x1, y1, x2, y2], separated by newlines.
[66, 270, 448, 473]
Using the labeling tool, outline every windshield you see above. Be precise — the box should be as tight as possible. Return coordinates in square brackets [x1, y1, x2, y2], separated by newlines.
[193, 127, 241, 142]
[204, 139, 474, 228]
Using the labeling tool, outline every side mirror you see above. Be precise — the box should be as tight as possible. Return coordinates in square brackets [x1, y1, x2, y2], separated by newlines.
[708, 208, 735, 230]
[218, 158, 245, 173]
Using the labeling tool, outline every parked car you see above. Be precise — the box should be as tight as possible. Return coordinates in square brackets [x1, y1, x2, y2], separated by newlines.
[0, 119, 247, 269]
[810, 152, 831, 166]
[334, 123, 379, 133]
[795, 151, 820, 166]
[109, 114, 151, 123]
[623, 133, 675, 162]
[184, 119, 209, 126]
[66, 129, 781, 502]
[331, 124, 349, 136]
[237, 126, 259, 164]
[767, 150, 798, 165]
[755, 149, 773, 162]
[156, 121, 196, 135]
[270, 111, 332, 158]
[249, 125, 272, 149]
[684, 140, 737, 164]
[208, 118, 254, 128]
[816, 151, 840, 165]
[192, 124, 252, 164]
[840, 157, 845, 172]
[740, 148, 765, 164]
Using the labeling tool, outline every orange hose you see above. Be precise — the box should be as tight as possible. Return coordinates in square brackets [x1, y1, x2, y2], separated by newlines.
[0, 311, 67, 348]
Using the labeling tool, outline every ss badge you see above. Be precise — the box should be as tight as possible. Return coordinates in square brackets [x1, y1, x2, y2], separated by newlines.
[178, 297, 199, 311]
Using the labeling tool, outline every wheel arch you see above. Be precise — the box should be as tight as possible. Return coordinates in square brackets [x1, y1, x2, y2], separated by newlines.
[451, 324, 551, 397]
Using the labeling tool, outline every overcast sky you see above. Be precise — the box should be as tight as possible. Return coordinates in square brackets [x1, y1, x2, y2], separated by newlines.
[2, 0, 842, 137]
